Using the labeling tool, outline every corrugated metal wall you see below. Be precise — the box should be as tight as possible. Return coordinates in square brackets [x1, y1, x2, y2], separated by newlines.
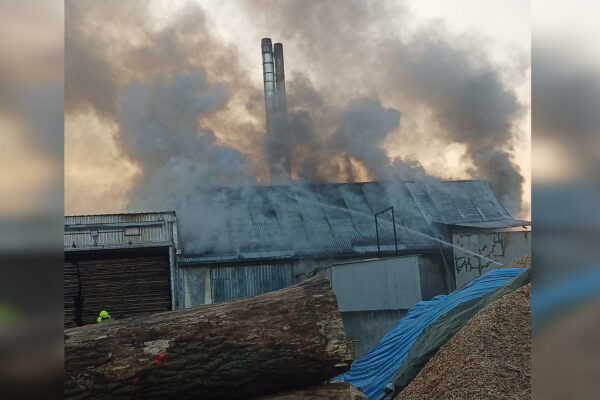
[64, 255, 172, 327]
[64, 212, 178, 250]
[211, 264, 294, 303]
[179, 263, 294, 308]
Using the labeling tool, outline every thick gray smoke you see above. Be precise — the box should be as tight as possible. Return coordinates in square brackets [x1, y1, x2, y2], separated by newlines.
[116, 71, 252, 249]
[269, 78, 429, 184]
[241, 0, 527, 215]
[66, 0, 528, 251]
[385, 37, 525, 214]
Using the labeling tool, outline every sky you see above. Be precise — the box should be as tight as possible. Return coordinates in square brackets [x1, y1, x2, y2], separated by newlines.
[64, 0, 531, 219]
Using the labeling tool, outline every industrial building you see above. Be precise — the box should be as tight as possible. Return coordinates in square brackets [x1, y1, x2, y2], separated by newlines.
[174, 179, 529, 355]
[64, 180, 529, 354]
[63, 38, 530, 354]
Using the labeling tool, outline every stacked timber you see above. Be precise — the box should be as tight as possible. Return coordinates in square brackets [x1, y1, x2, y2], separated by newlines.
[78, 256, 171, 325]
[64, 275, 355, 400]
[64, 262, 79, 329]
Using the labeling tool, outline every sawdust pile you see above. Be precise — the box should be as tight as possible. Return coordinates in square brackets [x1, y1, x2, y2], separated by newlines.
[500, 254, 531, 269]
[395, 283, 531, 400]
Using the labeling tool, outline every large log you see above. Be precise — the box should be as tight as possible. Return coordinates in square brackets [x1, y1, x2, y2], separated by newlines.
[252, 382, 368, 400]
[65, 275, 354, 399]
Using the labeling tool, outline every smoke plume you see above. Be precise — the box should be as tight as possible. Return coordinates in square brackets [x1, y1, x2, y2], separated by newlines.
[65, 0, 529, 251]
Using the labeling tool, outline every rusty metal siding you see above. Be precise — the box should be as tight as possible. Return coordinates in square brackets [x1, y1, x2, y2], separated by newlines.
[64, 212, 178, 251]
[210, 263, 294, 303]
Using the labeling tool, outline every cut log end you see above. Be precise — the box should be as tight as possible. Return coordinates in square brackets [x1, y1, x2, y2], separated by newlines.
[252, 382, 369, 400]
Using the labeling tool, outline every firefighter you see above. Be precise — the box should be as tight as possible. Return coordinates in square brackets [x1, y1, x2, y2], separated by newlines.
[97, 310, 111, 323]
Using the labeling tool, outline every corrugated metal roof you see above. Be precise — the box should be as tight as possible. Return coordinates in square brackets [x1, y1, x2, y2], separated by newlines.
[182, 180, 523, 262]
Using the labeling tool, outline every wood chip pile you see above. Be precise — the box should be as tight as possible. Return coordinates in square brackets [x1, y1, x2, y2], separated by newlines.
[395, 267, 531, 399]
[500, 254, 531, 269]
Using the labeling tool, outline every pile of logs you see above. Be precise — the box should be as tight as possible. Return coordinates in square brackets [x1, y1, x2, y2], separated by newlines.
[65, 275, 362, 399]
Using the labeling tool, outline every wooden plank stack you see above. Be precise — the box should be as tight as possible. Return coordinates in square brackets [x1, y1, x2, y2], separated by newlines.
[63, 256, 172, 328]
[77, 256, 172, 325]
[64, 262, 80, 329]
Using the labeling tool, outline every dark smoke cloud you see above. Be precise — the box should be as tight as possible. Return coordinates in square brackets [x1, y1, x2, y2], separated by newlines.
[65, 0, 150, 119]
[241, 0, 528, 216]
[117, 70, 252, 249]
[386, 34, 525, 213]
[66, 0, 264, 162]
[329, 98, 401, 180]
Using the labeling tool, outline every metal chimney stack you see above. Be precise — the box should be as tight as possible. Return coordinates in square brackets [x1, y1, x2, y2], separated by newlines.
[261, 38, 276, 137]
[273, 43, 287, 114]
[262, 38, 290, 183]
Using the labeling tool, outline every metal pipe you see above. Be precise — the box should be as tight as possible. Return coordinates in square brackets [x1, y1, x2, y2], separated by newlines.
[273, 42, 287, 113]
[375, 207, 398, 255]
[392, 207, 398, 255]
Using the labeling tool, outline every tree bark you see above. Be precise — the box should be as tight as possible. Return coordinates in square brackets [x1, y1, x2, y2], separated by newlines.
[252, 382, 368, 400]
[64, 275, 354, 399]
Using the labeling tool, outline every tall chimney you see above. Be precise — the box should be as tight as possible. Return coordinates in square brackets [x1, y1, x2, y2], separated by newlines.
[273, 43, 287, 114]
[262, 38, 290, 183]
[261, 38, 276, 136]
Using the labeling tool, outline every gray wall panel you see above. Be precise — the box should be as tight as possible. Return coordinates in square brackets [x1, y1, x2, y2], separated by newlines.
[330, 256, 422, 312]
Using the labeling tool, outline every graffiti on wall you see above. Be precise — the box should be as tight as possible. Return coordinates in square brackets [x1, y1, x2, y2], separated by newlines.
[453, 230, 531, 288]
[454, 232, 505, 275]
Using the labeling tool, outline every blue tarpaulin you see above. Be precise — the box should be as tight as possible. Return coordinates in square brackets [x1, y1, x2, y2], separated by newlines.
[334, 268, 525, 399]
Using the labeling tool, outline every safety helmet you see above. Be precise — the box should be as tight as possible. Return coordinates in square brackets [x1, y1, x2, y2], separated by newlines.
[97, 310, 111, 323]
